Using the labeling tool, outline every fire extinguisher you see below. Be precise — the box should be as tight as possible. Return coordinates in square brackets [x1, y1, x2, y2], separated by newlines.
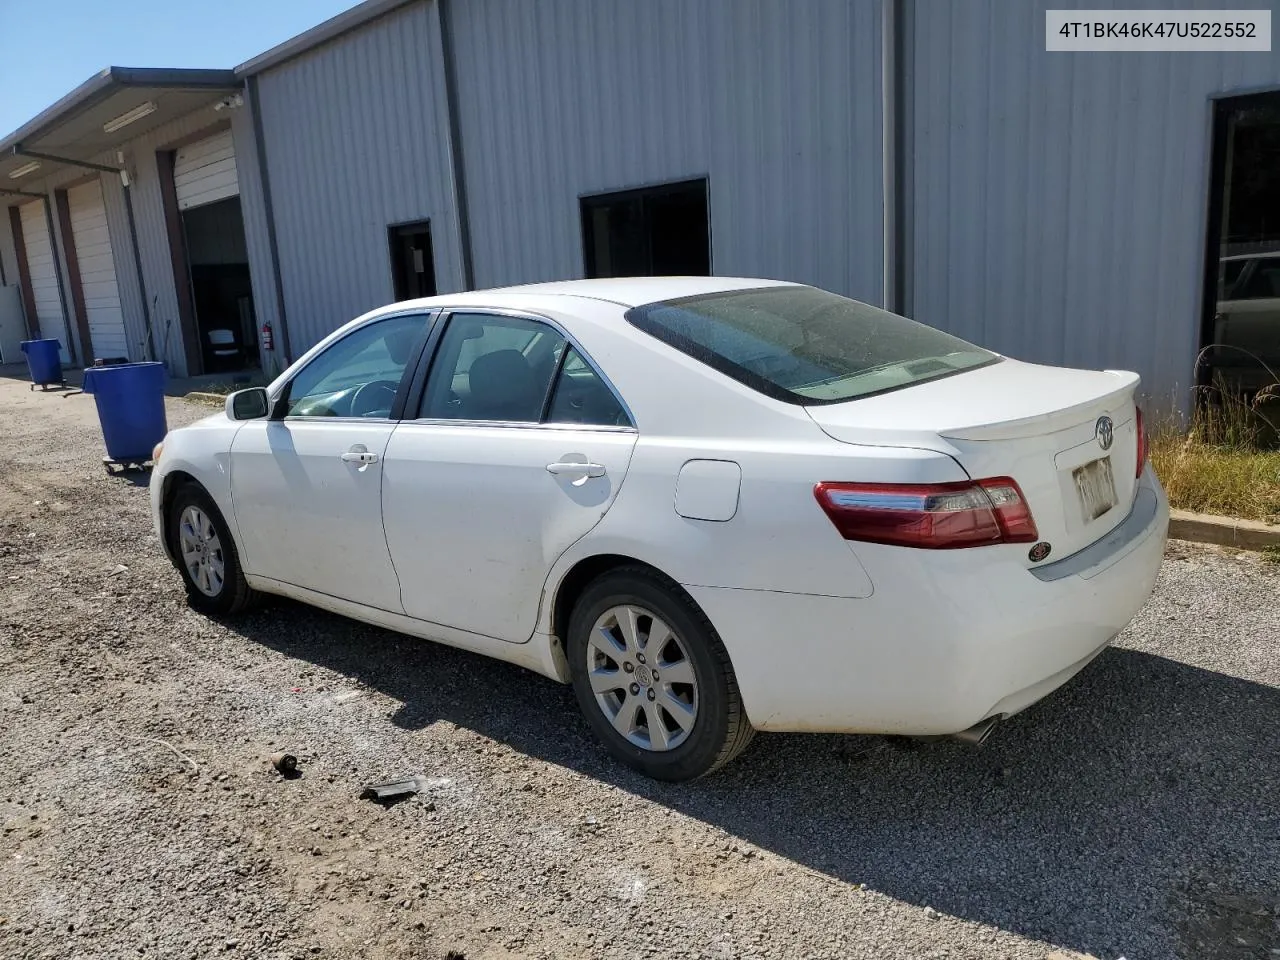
[261, 322, 274, 352]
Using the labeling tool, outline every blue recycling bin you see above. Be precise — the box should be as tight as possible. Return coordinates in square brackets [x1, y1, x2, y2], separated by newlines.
[81, 362, 168, 467]
[20, 339, 64, 389]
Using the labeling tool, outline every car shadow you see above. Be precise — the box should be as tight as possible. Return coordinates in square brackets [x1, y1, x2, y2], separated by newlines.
[224, 600, 1280, 959]
[106, 466, 154, 488]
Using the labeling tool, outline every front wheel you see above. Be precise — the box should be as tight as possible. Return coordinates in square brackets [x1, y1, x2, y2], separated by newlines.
[167, 484, 258, 615]
[566, 567, 754, 780]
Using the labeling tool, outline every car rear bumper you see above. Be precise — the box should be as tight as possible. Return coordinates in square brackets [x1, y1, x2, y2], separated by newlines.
[686, 466, 1169, 734]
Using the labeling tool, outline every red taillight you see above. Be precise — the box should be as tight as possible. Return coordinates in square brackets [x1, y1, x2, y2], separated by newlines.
[814, 477, 1038, 549]
[1135, 406, 1147, 478]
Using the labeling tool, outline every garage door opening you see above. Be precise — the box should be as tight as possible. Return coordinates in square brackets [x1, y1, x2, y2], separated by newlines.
[182, 196, 257, 374]
[581, 178, 711, 279]
[1202, 91, 1280, 411]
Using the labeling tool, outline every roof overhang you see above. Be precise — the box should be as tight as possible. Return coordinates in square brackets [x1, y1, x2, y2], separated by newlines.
[0, 67, 240, 190]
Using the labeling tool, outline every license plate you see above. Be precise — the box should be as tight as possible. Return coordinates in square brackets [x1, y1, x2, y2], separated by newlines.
[1073, 456, 1117, 521]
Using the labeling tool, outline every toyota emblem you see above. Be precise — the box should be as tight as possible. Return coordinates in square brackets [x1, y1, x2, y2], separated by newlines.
[1095, 416, 1114, 451]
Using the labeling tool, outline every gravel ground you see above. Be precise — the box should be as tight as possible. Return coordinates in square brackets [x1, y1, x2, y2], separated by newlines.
[1, 368, 1278, 960]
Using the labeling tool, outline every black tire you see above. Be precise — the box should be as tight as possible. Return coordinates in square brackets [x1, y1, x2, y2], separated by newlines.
[166, 482, 259, 616]
[566, 566, 754, 781]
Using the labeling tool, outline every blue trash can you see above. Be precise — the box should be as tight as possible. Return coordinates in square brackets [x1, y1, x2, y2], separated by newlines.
[81, 362, 168, 468]
[20, 339, 64, 390]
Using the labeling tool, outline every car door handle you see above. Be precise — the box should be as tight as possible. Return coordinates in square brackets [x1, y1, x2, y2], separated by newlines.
[546, 461, 605, 478]
[341, 451, 379, 464]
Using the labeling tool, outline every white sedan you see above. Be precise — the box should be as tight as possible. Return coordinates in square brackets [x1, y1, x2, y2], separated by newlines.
[151, 277, 1168, 780]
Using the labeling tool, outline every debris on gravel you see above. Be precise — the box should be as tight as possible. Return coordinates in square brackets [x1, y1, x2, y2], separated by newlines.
[1, 373, 1278, 959]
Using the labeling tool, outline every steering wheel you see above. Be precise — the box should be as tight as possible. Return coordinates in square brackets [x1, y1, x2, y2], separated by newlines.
[349, 380, 399, 417]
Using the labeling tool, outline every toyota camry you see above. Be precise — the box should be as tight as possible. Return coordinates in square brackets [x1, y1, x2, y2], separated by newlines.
[151, 277, 1168, 780]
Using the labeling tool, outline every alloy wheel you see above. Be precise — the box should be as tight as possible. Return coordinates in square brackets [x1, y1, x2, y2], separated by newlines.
[585, 604, 699, 751]
[178, 505, 225, 598]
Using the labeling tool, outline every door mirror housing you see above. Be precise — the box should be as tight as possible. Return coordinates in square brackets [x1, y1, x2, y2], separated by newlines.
[227, 387, 271, 421]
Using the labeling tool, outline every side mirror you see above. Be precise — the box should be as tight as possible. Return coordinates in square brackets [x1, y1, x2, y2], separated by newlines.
[227, 387, 271, 421]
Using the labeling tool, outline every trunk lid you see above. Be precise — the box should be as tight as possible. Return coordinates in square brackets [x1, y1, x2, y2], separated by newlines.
[806, 359, 1142, 563]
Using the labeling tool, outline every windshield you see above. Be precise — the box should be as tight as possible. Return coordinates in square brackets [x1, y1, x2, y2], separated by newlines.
[625, 286, 998, 404]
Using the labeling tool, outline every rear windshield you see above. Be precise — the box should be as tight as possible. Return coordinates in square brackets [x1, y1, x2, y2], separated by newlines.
[625, 286, 998, 405]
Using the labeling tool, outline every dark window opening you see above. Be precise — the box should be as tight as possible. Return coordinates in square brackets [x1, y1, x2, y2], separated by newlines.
[581, 178, 710, 279]
[389, 221, 437, 301]
[182, 196, 257, 375]
[1201, 92, 1280, 407]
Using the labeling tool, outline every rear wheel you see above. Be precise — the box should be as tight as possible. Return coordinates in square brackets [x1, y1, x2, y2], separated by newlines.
[567, 567, 753, 780]
[167, 483, 258, 615]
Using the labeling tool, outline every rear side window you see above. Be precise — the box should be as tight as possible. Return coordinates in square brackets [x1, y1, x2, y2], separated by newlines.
[546, 347, 631, 427]
[625, 286, 998, 404]
[418, 312, 632, 427]
[420, 313, 563, 422]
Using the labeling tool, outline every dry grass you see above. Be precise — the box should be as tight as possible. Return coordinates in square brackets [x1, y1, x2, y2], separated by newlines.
[1151, 435, 1280, 522]
[1149, 386, 1280, 524]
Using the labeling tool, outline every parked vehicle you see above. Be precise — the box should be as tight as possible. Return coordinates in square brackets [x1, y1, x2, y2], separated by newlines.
[1211, 252, 1280, 392]
[150, 278, 1168, 780]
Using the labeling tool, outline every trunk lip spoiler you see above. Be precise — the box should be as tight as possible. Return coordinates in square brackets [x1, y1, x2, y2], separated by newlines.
[939, 373, 1139, 443]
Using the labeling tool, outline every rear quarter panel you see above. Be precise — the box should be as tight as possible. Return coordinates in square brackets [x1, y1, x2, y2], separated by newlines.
[540, 425, 971, 629]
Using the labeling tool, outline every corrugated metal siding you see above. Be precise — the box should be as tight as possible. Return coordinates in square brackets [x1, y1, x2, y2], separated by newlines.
[251, 0, 462, 354]
[449, 0, 884, 300]
[97, 174, 150, 364]
[908, 0, 1280, 410]
[229, 100, 282, 368]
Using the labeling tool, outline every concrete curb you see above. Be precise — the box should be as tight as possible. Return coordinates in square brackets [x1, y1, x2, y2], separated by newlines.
[1169, 509, 1280, 551]
[184, 392, 227, 407]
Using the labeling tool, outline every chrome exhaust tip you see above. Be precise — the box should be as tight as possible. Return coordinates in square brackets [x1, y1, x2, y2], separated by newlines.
[951, 716, 999, 746]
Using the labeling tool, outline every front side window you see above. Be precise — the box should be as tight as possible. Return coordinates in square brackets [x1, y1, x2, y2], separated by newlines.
[285, 313, 424, 418]
[419, 313, 631, 426]
[625, 286, 998, 405]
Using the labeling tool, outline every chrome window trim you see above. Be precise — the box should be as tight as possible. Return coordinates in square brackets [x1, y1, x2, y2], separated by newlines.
[416, 305, 638, 429]
[279, 416, 399, 426]
[399, 418, 637, 434]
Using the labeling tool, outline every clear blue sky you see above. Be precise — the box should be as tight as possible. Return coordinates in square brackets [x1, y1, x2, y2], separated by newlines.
[0, 0, 360, 138]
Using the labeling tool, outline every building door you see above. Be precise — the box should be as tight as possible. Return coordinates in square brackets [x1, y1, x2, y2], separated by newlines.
[67, 179, 128, 361]
[174, 130, 239, 211]
[18, 200, 72, 364]
[1202, 92, 1280, 407]
[172, 130, 256, 374]
[181, 197, 257, 373]
[581, 178, 710, 279]
[389, 221, 437, 300]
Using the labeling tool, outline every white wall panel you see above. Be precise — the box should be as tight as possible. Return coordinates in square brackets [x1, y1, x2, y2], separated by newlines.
[249, 1, 463, 355]
[448, 0, 885, 302]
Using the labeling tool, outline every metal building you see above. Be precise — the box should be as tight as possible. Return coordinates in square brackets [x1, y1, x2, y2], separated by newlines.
[2, 0, 1279, 411]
